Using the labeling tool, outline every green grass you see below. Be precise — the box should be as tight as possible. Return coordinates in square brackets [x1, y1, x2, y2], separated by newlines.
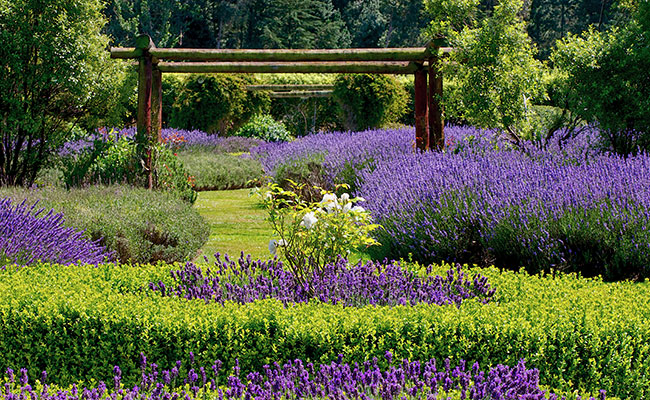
[194, 189, 272, 262]
[193, 189, 376, 264]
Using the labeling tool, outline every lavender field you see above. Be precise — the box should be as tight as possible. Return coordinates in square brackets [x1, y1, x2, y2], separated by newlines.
[4, 124, 650, 399]
[252, 126, 650, 280]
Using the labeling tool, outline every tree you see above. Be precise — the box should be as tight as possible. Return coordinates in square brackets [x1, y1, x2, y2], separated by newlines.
[550, 0, 650, 153]
[342, 0, 429, 47]
[248, 0, 351, 49]
[0, 0, 126, 186]
[424, 0, 545, 140]
[104, 0, 187, 47]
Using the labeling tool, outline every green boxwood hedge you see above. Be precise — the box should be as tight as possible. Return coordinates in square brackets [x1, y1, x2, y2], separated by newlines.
[0, 262, 648, 398]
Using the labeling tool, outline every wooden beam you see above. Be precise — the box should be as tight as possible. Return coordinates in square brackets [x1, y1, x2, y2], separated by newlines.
[247, 84, 334, 91]
[269, 90, 333, 98]
[110, 47, 142, 59]
[157, 61, 420, 74]
[149, 47, 431, 62]
[110, 47, 454, 60]
[414, 66, 429, 152]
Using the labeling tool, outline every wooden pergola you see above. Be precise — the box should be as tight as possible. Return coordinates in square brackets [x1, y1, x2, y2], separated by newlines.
[110, 34, 449, 186]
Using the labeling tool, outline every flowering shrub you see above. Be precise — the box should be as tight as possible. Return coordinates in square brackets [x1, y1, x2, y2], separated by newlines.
[0, 198, 112, 267]
[260, 181, 379, 286]
[1, 354, 607, 400]
[150, 254, 495, 307]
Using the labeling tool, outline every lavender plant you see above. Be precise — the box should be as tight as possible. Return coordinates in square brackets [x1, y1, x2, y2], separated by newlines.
[1, 354, 606, 400]
[0, 198, 112, 267]
[252, 125, 650, 279]
[149, 253, 494, 307]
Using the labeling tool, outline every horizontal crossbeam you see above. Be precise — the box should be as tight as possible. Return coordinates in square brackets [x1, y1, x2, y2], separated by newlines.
[246, 84, 334, 91]
[156, 61, 423, 74]
[110, 47, 454, 62]
[268, 90, 333, 98]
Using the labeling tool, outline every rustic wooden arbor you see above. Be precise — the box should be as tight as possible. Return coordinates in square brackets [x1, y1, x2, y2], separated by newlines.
[110, 34, 448, 185]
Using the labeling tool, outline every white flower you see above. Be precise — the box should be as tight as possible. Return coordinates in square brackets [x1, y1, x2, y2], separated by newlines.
[351, 205, 365, 213]
[340, 193, 350, 202]
[268, 239, 286, 255]
[320, 193, 339, 212]
[342, 203, 352, 213]
[264, 191, 273, 201]
[300, 212, 318, 229]
[268, 239, 278, 255]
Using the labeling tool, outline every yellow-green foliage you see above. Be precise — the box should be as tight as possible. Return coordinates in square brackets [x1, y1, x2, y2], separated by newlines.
[0, 262, 648, 398]
[333, 74, 408, 131]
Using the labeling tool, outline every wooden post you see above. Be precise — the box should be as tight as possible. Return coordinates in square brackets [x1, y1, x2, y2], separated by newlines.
[414, 65, 429, 152]
[135, 34, 155, 189]
[428, 55, 444, 151]
[152, 67, 163, 144]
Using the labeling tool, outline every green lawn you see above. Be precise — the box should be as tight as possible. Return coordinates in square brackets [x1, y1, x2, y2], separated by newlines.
[193, 188, 376, 265]
[193, 189, 273, 263]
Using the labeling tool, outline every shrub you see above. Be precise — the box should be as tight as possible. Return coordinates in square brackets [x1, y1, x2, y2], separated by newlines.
[0, 186, 209, 264]
[0, 198, 112, 267]
[176, 151, 264, 191]
[0, 262, 644, 397]
[169, 74, 269, 135]
[251, 127, 414, 193]
[60, 129, 197, 203]
[235, 114, 292, 143]
[260, 182, 380, 280]
[358, 127, 650, 280]
[333, 74, 408, 131]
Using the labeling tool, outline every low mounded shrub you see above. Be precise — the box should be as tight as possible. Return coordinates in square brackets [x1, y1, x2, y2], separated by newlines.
[0, 186, 209, 264]
[234, 114, 292, 142]
[0, 198, 112, 267]
[0, 261, 646, 397]
[152, 254, 494, 307]
[176, 151, 263, 191]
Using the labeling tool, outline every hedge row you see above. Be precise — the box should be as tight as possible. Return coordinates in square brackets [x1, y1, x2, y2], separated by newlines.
[0, 262, 648, 398]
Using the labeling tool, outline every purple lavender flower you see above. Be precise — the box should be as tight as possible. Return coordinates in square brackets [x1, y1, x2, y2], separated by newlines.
[149, 253, 494, 307]
[0, 198, 113, 267]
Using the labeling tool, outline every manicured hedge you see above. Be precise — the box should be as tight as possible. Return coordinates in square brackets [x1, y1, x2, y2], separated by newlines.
[0, 262, 647, 398]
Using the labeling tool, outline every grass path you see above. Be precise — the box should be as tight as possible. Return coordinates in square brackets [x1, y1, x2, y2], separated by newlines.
[193, 189, 375, 265]
[193, 189, 272, 263]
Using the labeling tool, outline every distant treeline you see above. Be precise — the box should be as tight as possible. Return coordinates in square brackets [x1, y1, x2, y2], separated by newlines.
[104, 0, 615, 57]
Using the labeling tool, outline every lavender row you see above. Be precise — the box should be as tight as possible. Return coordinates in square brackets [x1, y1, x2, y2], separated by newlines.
[249, 126, 605, 186]
[358, 141, 650, 277]
[149, 254, 495, 307]
[59, 128, 263, 156]
[0, 198, 113, 267]
[3, 354, 606, 400]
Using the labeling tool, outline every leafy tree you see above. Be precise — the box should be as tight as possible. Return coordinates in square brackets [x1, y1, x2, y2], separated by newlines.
[550, 0, 650, 154]
[248, 0, 351, 48]
[528, 0, 615, 58]
[425, 0, 545, 140]
[0, 0, 127, 186]
[104, 0, 187, 47]
[342, 0, 429, 47]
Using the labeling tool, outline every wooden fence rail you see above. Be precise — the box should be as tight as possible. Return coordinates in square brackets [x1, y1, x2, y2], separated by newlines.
[109, 34, 447, 186]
